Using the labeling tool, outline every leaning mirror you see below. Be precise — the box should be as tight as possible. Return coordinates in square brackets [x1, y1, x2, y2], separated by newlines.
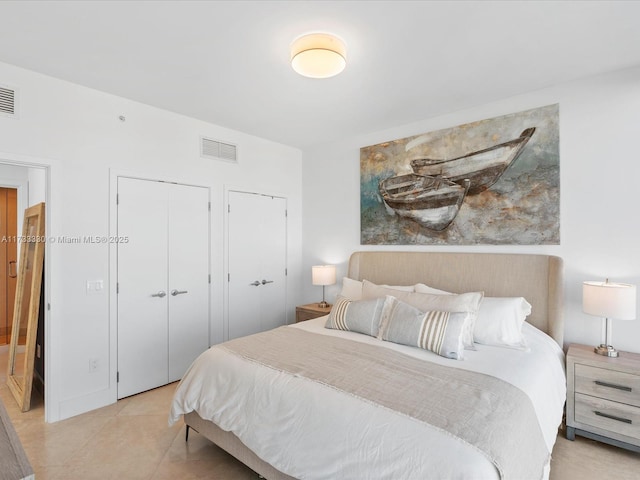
[7, 202, 45, 412]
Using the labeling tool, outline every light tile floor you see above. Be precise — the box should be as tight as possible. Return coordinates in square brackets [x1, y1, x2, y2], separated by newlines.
[2, 349, 640, 479]
[0, 352, 259, 479]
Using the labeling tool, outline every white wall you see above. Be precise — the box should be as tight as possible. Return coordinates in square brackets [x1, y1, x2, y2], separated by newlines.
[0, 61, 303, 421]
[302, 66, 640, 354]
[28, 166, 46, 206]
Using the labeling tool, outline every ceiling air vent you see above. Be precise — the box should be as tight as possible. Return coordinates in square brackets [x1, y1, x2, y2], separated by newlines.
[0, 85, 17, 118]
[200, 136, 238, 163]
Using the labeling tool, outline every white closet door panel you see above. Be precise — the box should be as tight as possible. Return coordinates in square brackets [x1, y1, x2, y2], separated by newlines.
[117, 178, 169, 399]
[259, 196, 287, 332]
[167, 183, 210, 382]
[227, 191, 262, 340]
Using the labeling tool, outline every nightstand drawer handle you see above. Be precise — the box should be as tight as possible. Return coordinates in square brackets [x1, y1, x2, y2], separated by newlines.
[594, 411, 632, 424]
[595, 380, 632, 392]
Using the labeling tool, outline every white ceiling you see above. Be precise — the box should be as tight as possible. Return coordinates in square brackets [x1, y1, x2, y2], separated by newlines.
[1, 1, 639, 149]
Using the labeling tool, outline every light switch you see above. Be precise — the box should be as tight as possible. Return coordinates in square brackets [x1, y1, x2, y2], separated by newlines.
[86, 280, 105, 295]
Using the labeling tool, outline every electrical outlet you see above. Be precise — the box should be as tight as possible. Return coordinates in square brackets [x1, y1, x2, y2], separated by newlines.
[89, 358, 98, 372]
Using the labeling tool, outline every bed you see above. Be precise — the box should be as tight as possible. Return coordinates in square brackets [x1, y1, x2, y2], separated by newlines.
[169, 251, 566, 479]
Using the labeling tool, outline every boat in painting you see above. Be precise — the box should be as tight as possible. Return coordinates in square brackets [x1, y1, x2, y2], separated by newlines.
[409, 127, 535, 194]
[379, 174, 470, 231]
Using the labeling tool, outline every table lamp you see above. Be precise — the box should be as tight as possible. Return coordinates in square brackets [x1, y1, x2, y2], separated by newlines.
[583, 279, 637, 357]
[312, 265, 336, 308]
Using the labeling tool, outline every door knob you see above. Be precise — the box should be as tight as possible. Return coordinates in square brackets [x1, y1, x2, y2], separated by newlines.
[171, 289, 188, 296]
[250, 281, 261, 286]
[151, 291, 167, 298]
[261, 279, 274, 285]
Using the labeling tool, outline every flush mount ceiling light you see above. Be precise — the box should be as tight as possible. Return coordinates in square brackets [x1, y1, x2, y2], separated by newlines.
[290, 33, 347, 79]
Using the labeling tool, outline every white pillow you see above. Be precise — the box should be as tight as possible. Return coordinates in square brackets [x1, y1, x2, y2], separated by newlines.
[473, 297, 532, 350]
[415, 284, 532, 349]
[340, 277, 364, 301]
[414, 283, 452, 296]
[339, 277, 414, 301]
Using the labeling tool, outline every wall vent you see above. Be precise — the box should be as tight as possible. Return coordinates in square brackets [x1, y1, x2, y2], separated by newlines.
[0, 85, 17, 118]
[200, 136, 238, 163]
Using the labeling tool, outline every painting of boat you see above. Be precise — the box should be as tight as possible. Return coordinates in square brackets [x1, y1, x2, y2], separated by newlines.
[409, 127, 535, 194]
[379, 174, 470, 231]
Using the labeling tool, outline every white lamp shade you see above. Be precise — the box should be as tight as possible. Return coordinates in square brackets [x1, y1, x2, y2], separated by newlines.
[291, 33, 346, 78]
[312, 265, 336, 286]
[583, 281, 637, 320]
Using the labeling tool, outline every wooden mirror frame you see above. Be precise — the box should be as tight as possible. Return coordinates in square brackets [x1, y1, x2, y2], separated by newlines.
[7, 202, 45, 412]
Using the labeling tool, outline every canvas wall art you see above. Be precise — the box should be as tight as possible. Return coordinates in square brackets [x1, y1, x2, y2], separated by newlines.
[360, 104, 560, 245]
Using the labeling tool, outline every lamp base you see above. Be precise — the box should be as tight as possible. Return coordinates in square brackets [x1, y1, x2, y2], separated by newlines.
[317, 301, 330, 309]
[594, 344, 619, 358]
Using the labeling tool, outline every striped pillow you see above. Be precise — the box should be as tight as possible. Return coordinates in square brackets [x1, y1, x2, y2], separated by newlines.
[325, 296, 386, 337]
[379, 296, 467, 360]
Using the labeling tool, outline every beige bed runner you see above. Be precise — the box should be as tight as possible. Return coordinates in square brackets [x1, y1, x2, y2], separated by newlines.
[223, 327, 549, 480]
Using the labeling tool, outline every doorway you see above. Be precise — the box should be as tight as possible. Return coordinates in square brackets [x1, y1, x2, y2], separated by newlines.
[0, 161, 48, 414]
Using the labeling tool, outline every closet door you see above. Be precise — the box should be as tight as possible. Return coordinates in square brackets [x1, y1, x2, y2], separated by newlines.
[227, 191, 287, 340]
[258, 195, 287, 332]
[167, 183, 209, 382]
[117, 178, 169, 399]
[117, 178, 210, 398]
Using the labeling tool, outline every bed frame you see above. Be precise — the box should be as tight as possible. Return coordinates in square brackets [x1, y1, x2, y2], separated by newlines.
[185, 251, 564, 479]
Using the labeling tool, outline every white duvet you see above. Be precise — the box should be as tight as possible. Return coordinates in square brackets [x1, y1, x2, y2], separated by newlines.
[169, 317, 566, 480]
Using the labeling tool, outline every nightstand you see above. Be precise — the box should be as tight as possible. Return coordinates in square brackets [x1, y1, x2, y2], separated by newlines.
[566, 343, 640, 452]
[295, 303, 332, 323]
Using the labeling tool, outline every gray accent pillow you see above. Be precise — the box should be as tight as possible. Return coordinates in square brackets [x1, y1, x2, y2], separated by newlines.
[363, 280, 483, 350]
[379, 296, 467, 360]
[324, 296, 386, 337]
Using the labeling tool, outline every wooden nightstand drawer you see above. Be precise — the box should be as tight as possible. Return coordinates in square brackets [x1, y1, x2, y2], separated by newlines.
[575, 392, 640, 440]
[295, 303, 332, 322]
[575, 364, 640, 407]
[297, 309, 324, 322]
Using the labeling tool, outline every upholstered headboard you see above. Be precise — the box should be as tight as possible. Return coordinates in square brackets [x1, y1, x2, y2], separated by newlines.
[348, 251, 564, 347]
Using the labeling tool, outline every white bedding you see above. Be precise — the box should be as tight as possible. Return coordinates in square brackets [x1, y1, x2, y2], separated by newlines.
[169, 317, 566, 479]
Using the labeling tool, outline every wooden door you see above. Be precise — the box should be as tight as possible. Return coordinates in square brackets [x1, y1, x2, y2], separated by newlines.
[0, 187, 18, 346]
[227, 191, 287, 340]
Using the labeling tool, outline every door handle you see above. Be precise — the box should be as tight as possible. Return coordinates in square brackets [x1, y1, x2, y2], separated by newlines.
[151, 291, 167, 298]
[250, 281, 261, 286]
[171, 289, 188, 296]
[261, 279, 274, 285]
[8, 261, 17, 278]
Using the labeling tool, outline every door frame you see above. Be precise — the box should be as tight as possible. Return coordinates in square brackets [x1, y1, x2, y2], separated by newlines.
[0, 151, 54, 422]
[223, 186, 289, 342]
[109, 170, 212, 401]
